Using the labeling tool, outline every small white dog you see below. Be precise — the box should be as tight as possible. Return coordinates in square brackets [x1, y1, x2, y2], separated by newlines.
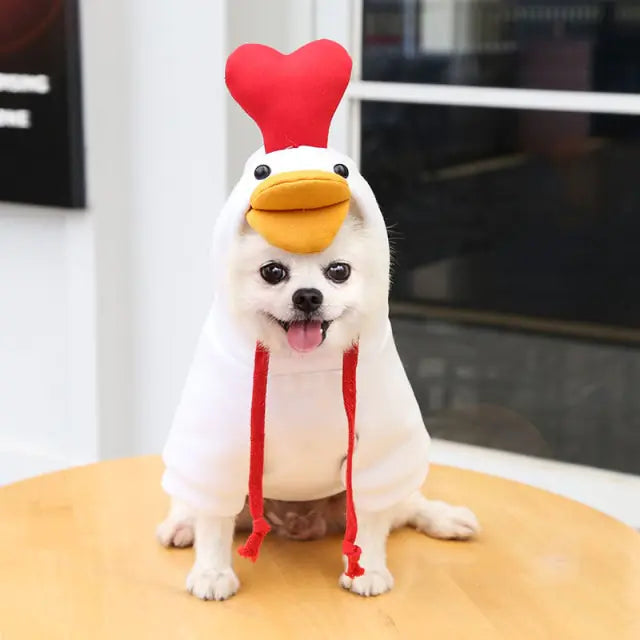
[158, 145, 479, 601]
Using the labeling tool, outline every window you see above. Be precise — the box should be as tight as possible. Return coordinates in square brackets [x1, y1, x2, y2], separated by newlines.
[316, 0, 640, 523]
[362, 102, 640, 330]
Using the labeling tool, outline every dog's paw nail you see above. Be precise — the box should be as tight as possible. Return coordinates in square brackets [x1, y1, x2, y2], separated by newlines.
[172, 524, 195, 547]
[338, 573, 353, 590]
[423, 505, 480, 540]
[340, 569, 394, 597]
[447, 506, 480, 539]
[156, 520, 194, 548]
[186, 567, 240, 601]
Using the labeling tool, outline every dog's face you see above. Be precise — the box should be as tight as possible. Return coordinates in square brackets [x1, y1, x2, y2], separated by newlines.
[228, 212, 389, 355]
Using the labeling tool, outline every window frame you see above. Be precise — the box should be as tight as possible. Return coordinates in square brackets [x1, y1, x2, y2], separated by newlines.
[318, 0, 640, 160]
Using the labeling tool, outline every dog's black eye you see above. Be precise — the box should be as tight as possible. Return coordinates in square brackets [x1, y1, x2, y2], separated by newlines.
[325, 262, 351, 283]
[260, 262, 288, 285]
[333, 163, 349, 178]
[254, 164, 271, 180]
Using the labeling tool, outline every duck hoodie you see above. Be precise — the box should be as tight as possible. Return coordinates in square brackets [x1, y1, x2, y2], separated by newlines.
[161, 39, 430, 577]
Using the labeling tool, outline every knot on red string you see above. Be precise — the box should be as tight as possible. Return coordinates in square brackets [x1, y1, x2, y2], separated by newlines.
[238, 516, 271, 562]
[342, 541, 365, 578]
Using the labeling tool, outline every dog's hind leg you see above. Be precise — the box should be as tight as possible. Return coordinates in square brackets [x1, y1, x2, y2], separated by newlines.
[156, 498, 196, 548]
[391, 491, 480, 540]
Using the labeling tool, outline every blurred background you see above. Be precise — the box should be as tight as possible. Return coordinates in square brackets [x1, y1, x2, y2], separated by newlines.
[0, 1, 638, 526]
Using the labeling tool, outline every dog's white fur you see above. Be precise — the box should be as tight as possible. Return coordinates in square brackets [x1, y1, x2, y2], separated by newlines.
[158, 211, 479, 600]
[229, 214, 388, 355]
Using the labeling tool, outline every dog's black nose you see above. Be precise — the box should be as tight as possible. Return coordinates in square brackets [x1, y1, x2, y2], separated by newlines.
[292, 288, 323, 313]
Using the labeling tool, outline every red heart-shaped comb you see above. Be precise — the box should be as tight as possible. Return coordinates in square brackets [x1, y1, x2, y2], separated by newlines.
[225, 39, 352, 153]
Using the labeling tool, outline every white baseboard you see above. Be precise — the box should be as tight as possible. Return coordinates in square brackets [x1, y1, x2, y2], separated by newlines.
[431, 438, 640, 529]
[0, 445, 94, 487]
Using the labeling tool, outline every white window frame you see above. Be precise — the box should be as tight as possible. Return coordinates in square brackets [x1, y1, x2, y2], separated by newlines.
[314, 0, 640, 527]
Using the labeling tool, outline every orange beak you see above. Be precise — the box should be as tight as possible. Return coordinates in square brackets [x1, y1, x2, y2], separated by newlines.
[247, 170, 351, 253]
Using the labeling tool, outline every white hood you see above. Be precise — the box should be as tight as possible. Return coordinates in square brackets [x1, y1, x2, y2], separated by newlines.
[162, 146, 429, 519]
[207, 144, 392, 369]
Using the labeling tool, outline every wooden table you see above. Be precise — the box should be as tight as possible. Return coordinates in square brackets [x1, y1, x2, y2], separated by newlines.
[0, 457, 638, 639]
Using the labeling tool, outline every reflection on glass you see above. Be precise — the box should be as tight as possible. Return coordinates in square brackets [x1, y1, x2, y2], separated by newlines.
[362, 101, 640, 474]
[392, 316, 640, 475]
[363, 0, 640, 93]
[362, 102, 640, 329]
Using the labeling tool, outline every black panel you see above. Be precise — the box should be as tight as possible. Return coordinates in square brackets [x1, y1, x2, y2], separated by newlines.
[0, 0, 85, 208]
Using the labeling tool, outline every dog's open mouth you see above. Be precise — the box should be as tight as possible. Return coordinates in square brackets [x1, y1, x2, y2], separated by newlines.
[273, 317, 331, 353]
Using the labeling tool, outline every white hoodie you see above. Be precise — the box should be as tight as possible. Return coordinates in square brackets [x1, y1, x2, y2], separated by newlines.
[161, 146, 430, 517]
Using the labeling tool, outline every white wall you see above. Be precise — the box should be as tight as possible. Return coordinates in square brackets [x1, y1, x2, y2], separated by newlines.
[128, 0, 228, 455]
[0, 0, 142, 483]
[0, 0, 231, 483]
[0, 0, 132, 482]
[0, 209, 86, 483]
[1, 0, 307, 484]
[84, 0, 134, 462]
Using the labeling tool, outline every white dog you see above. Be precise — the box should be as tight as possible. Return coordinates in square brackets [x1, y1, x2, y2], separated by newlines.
[157, 145, 479, 601]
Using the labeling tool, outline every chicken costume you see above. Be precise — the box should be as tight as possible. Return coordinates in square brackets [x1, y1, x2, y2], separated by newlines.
[162, 40, 430, 577]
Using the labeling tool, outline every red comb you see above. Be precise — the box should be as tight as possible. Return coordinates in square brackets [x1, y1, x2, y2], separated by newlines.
[225, 39, 352, 153]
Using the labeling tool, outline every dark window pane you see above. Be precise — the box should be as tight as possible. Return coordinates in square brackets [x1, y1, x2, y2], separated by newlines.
[392, 316, 640, 475]
[361, 101, 640, 329]
[362, 101, 640, 475]
[363, 0, 640, 93]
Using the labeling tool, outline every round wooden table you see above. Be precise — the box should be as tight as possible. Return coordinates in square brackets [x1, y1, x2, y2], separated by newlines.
[0, 457, 638, 639]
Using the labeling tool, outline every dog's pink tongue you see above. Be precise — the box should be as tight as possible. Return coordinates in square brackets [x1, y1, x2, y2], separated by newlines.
[287, 321, 323, 353]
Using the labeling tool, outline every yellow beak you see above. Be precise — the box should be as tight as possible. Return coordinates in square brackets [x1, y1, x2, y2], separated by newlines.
[247, 170, 351, 253]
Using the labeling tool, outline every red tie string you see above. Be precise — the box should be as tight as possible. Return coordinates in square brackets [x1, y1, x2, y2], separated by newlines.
[239, 341, 364, 579]
[342, 344, 365, 578]
[238, 343, 271, 561]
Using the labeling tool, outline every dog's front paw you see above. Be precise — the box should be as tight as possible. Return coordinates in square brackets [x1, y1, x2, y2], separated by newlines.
[156, 518, 194, 548]
[339, 567, 394, 597]
[186, 566, 240, 601]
